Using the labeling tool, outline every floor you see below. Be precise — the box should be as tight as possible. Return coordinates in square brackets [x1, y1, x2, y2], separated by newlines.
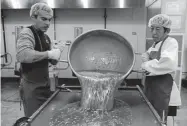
[1, 80, 187, 126]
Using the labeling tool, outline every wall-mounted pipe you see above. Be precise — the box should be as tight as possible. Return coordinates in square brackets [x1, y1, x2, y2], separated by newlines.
[1, 10, 8, 62]
[104, 8, 107, 29]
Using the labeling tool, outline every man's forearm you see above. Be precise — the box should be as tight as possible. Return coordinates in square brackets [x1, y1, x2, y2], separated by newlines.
[142, 57, 176, 75]
[17, 48, 48, 63]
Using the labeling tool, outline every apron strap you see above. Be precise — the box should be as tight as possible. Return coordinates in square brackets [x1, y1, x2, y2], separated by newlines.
[154, 35, 169, 60]
[156, 35, 175, 80]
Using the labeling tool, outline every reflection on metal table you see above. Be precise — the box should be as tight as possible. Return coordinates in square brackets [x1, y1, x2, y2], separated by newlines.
[25, 85, 163, 126]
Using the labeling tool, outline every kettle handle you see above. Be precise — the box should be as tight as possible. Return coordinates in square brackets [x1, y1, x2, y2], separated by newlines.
[54, 40, 71, 70]
[56, 60, 69, 70]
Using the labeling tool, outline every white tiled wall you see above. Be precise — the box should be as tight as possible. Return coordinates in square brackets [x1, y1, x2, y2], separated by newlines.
[1, 8, 147, 78]
[183, 9, 187, 74]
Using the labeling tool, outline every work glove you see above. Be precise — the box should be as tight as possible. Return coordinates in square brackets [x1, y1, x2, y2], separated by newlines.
[52, 40, 66, 52]
[48, 49, 61, 60]
[141, 52, 149, 62]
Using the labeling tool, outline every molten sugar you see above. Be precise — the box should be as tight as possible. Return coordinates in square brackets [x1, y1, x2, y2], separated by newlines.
[50, 71, 132, 126]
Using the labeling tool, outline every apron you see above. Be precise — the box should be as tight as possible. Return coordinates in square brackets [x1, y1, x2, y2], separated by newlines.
[144, 36, 173, 120]
[19, 26, 53, 117]
[20, 79, 53, 117]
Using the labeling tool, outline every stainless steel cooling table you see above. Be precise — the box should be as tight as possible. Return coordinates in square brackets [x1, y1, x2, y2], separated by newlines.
[26, 85, 163, 126]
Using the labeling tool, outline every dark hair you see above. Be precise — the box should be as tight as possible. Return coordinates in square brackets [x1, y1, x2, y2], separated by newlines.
[163, 27, 170, 33]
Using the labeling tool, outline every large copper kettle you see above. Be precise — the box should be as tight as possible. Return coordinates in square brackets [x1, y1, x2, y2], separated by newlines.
[68, 29, 135, 79]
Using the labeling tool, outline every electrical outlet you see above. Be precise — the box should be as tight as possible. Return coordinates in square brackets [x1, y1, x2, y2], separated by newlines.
[132, 32, 137, 35]
[74, 27, 83, 38]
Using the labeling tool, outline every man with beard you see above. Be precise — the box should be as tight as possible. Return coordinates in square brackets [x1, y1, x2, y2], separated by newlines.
[16, 2, 64, 117]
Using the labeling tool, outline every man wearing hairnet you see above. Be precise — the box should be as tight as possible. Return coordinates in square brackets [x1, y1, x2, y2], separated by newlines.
[141, 14, 181, 124]
[16, 3, 65, 117]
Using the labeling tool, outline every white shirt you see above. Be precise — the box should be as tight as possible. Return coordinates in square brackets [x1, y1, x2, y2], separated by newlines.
[142, 37, 178, 76]
[141, 37, 181, 106]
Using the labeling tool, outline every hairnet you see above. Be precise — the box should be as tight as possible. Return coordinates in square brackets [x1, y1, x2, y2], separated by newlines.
[30, 2, 53, 17]
[148, 14, 172, 28]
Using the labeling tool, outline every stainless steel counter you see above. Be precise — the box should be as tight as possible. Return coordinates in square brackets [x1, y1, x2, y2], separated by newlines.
[28, 86, 162, 126]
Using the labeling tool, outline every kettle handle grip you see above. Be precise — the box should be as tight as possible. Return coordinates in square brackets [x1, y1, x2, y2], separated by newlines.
[54, 40, 71, 70]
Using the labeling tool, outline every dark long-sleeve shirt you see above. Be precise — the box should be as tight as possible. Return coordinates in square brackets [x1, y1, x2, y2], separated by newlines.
[16, 27, 58, 83]
[16, 28, 48, 63]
